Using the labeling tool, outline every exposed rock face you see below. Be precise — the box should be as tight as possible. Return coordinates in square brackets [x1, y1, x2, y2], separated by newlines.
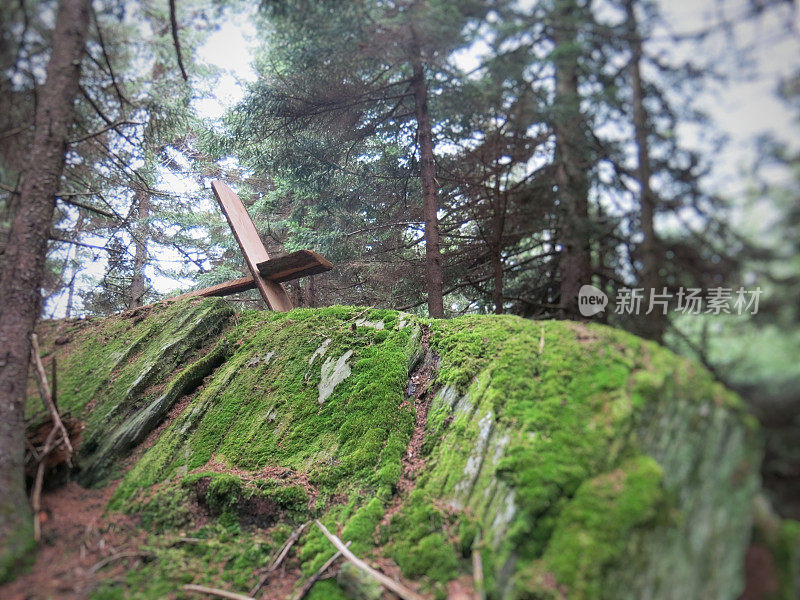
[22, 299, 795, 599]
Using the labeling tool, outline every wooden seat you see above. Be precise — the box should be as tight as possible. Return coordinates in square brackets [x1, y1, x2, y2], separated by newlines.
[256, 250, 333, 283]
[177, 181, 334, 311]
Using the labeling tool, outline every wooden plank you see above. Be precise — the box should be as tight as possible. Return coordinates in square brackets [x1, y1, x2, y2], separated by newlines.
[210, 181, 293, 311]
[256, 250, 333, 283]
[168, 276, 257, 302]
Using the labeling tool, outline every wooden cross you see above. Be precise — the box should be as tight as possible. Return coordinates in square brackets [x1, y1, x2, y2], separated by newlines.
[176, 181, 332, 311]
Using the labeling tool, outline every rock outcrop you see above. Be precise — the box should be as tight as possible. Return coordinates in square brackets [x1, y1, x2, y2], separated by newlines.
[19, 298, 797, 599]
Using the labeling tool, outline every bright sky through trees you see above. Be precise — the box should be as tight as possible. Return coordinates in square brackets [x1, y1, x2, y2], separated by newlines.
[42, 0, 800, 315]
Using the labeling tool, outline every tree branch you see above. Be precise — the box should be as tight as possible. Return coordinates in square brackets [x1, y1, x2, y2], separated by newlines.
[69, 120, 141, 145]
[56, 196, 117, 219]
[169, 0, 189, 81]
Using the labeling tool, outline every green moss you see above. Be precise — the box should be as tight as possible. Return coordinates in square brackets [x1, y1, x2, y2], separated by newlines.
[114, 306, 420, 507]
[305, 579, 350, 600]
[0, 513, 34, 584]
[28, 298, 234, 486]
[340, 497, 384, 555]
[772, 519, 800, 600]
[297, 505, 352, 575]
[38, 303, 757, 599]
[204, 473, 243, 514]
[131, 483, 194, 532]
[89, 525, 276, 600]
[256, 481, 308, 514]
[384, 490, 461, 584]
[517, 456, 665, 599]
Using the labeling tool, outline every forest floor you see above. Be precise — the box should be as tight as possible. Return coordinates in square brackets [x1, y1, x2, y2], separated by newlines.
[0, 481, 145, 600]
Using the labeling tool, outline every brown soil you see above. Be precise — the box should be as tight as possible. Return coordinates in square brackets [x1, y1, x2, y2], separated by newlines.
[254, 564, 304, 600]
[380, 327, 437, 531]
[399, 327, 436, 493]
[0, 481, 146, 600]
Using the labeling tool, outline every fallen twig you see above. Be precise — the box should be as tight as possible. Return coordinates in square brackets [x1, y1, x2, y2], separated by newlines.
[249, 521, 308, 596]
[30, 334, 73, 460]
[538, 324, 545, 354]
[89, 550, 151, 573]
[314, 520, 424, 600]
[31, 426, 59, 541]
[291, 540, 351, 600]
[169, 536, 204, 546]
[182, 584, 255, 600]
[25, 437, 41, 462]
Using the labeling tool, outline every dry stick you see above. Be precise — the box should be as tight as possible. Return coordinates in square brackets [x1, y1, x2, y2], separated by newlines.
[30, 334, 73, 460]
[25, 437, 41, 462]
[314, 520, 425, 600]
[249, 522, 308, 596]
[89, 550, 151, 574]
[168, 0, 189, 81]
[182, 584, 255, 600]
[31, 426, 59, 541]
[471, 532, 485, 600]
[291, 541, 352, 600]
[51, 355, 57, 410]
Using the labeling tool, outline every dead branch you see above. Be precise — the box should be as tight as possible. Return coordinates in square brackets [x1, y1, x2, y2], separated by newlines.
[90, 5, 130, 106]
[51, 356, 57, 408]
[31, 426, 59, 541]
[250, 522, 308, 596]
[314, 520, 424, 600]
[169, 0, 189, 81]
[291, 541, 351, 600]
[30, 334, 73, 460]
[89, 550, 151, 573]
[69, 120, 142, 145]
[57, 196, 118, 219]
[182, 584, 255, 600]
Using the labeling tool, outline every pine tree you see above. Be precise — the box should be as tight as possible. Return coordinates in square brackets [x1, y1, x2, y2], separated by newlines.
[0, 0, 90, 578]
[220, 0, 490, 316]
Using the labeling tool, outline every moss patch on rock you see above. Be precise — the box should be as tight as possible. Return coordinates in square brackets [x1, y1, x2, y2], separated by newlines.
[416, 315, 760, 598]
[112, 306, 422, 505]
[30, 298, 235, 485]
[30, 302, 765, 599]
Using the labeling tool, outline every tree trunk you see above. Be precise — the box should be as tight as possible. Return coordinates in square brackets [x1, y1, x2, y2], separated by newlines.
[552, 0, 592, 318]
[410, 42, 445, 319]
[130, 190, 150, 308]
[65, 263, 78, 318]
[304, 275, 317, 308]
[625, 0, 664, 341]
[0, 0, 89, 580]
[491, 186, 507, 315]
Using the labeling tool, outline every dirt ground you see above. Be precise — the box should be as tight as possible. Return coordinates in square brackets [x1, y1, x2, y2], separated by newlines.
[0, 481, 146, 600]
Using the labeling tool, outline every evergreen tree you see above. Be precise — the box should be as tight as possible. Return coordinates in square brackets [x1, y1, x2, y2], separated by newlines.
[219, 0, 490, 316]
[0, 0, 90, 578]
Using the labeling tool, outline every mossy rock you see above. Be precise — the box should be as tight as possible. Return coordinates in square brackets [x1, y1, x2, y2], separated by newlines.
[27, 301, 768, 599]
